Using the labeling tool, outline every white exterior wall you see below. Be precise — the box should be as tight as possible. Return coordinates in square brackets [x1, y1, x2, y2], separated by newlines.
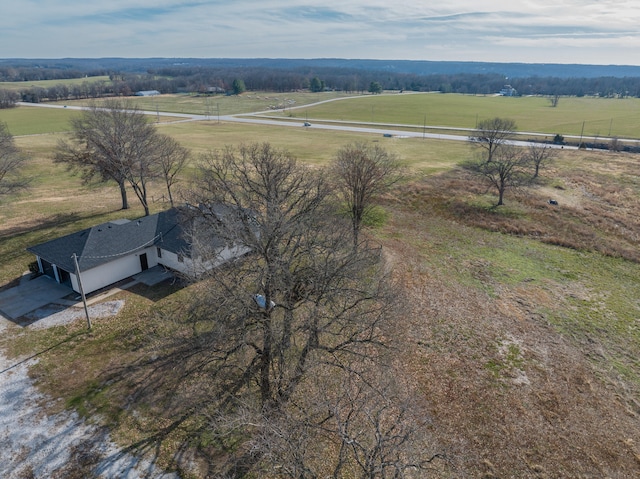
[157, 249, 191, 275]
[61, 244, 248, 294]
[71, 247, 158, 294]
[158, 244, 250, 278]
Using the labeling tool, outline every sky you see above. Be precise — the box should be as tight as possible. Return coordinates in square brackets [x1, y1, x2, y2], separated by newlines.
[3, 1, 640, 65]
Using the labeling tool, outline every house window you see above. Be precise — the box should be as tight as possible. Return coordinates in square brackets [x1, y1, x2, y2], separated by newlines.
[157, 247, 162, 258]
[177, 253, 184, 263]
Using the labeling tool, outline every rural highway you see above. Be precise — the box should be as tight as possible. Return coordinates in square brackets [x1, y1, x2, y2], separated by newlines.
[16, 100, 601, 149]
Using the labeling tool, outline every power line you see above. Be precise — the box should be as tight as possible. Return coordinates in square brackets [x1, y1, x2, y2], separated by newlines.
[78, 233, 163, 260]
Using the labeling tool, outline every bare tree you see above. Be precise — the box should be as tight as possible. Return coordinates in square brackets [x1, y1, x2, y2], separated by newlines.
[156, 134, 189, 207]
[140, 143, 400, 475]
[0, 89, 19, 109]
[0, 121, 29, 195]
[250, 366, 445, 478]
[525, 142, 555, 179]
[469, 117, 517, 163]
[54, 99, 159, 213]
[549, 94, 560, 108]
[326, 371, 445, 479]
[463, 145, 530, 206]
[332, 142, 402, 247]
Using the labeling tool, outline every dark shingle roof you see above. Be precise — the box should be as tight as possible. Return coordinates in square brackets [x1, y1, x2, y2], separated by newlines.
[27, 208, 194, 272]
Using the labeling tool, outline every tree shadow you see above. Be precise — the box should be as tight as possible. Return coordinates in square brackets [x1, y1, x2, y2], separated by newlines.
[121, 277, 187, 303]
[1, 212, 88, 240]
[0, 330, 88, 376]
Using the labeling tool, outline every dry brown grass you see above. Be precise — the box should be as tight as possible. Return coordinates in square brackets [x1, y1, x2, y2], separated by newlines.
[399, 149, 640, 263]
[379, 203, 640, 476]
[370, 148, 640, 477]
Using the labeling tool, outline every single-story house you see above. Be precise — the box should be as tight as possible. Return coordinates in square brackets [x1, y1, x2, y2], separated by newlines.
[27, 207, 250, 295]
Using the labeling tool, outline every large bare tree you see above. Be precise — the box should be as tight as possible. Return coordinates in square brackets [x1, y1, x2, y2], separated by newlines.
[0, 121, 29, 196]
[134, 143, 435, 476]
[469, 117, 517, 162]
[54, 99, 161, 214]
[332, 142, 402, 247]
[463, 145, 530, 206]
[185, 143, 390, 409]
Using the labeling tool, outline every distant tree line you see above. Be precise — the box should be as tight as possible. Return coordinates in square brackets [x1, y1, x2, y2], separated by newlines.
[0, 66, 108, 82]
[143, 65, 640, 97]
[4, 65, 640, 108]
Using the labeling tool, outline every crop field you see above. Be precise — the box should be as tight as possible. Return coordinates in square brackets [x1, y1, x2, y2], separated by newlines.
[2, 94, 640, 477]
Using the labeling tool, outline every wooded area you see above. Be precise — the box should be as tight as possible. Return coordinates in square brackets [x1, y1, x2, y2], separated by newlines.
[3, 59, 640, 107]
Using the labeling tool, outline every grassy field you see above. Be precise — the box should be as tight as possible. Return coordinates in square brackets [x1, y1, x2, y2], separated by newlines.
[34, 90, 640, 141]
[1, 96, 640, 477]
[0, 112, 469, 285]
[48, 90, 356, 117]
[271, 92, 640, 139]
[0, 106, 79, 135]
[0, 75, 112, 92]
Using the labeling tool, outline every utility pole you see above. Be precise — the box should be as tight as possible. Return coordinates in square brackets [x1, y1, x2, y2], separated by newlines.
[204, 98, 211, 120]
[423, 113, 426, 140]
[72, 253, 92, 330]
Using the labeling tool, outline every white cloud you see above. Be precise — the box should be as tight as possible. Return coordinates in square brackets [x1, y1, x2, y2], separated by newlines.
[3, 1, 640, 65]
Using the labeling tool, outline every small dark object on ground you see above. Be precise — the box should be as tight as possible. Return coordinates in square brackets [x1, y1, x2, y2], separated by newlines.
[548, 199, 558, 205]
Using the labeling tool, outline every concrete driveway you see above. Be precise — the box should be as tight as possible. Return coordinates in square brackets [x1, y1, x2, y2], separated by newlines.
[0, 276, 72, 320]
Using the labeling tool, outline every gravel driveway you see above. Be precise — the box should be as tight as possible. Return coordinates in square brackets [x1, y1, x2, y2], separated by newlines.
[0, 301, 179, 479]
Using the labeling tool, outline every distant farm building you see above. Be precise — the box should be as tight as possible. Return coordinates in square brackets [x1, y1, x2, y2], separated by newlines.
[134, 90, 160, 97]
[499, 85, 518, 97]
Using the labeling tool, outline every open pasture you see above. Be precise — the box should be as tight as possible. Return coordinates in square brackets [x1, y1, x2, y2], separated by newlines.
[0, 105, 78, 135]
[0, 75, 112, 92]
[278, 92, 640, 139]
[10, 90, 640, 141]
[52, 90, 355, 116]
